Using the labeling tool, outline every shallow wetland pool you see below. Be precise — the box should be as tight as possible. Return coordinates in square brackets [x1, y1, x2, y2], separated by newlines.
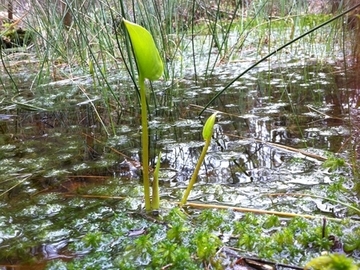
[1, 28, 360, 269]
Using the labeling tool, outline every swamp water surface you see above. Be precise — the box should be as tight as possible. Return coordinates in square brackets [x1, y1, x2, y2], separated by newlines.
[0, 49, 360, 268]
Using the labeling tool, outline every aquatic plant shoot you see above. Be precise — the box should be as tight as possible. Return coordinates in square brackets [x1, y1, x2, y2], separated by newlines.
[123, 18, 163, 211]
[181, 112, 217, 206]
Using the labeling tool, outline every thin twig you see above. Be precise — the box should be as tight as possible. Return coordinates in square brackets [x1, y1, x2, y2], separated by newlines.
[63, 193, 347, 222]
[190, 104, 327, 162]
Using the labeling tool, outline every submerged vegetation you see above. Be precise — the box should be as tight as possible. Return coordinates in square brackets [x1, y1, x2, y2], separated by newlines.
[1, 0, 360, 268]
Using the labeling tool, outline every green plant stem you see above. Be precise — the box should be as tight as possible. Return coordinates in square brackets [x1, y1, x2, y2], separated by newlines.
[139, 76, 151, 211]
[180, 138, 211, 206]
[152, 152, 161, 210]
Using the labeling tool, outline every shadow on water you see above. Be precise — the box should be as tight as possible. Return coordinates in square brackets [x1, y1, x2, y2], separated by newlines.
[0, 59, 360, 266]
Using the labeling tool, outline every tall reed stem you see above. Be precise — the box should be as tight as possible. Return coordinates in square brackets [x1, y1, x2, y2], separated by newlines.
[139, 76, 151, 211]
[152, 151, 161, 210]
[200, 2, 360, 115]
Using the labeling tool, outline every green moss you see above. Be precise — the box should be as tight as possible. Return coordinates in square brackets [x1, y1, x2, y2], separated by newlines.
[1, 23, 34, 48]
[323, 156, 346, 171]
[344, 227, 360, 253]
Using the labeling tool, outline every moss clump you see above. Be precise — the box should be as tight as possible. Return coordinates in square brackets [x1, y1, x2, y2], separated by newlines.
[1, 22, 34, 48]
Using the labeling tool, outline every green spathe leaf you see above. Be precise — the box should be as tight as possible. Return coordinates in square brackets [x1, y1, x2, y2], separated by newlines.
[123, 19, 163, 81]
[202, 112, 217, 140]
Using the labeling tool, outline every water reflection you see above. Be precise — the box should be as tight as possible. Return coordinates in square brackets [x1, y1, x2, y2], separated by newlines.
[0, 63, 356, 197]
[1, 58, 359, 267]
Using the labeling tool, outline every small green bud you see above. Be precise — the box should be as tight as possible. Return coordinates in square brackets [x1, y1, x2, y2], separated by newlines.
[202, 112, 217, 141]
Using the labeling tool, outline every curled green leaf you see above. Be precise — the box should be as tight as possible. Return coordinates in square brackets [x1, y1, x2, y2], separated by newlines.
[123, 19, 163, 81]
[202, 112, 217, 141]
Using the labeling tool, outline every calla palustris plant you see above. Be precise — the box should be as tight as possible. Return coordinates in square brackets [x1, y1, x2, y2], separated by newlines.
[180, 112, 218, 206]
[123, 19, 163, 211]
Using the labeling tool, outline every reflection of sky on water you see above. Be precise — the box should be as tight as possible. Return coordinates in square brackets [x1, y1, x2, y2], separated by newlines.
[148, 63, 358, 209]
[0, 61, 358, 212]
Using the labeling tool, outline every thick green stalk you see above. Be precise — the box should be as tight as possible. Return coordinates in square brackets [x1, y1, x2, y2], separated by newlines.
[180, 138, 211, 206]
[139, 76, 151, 211]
